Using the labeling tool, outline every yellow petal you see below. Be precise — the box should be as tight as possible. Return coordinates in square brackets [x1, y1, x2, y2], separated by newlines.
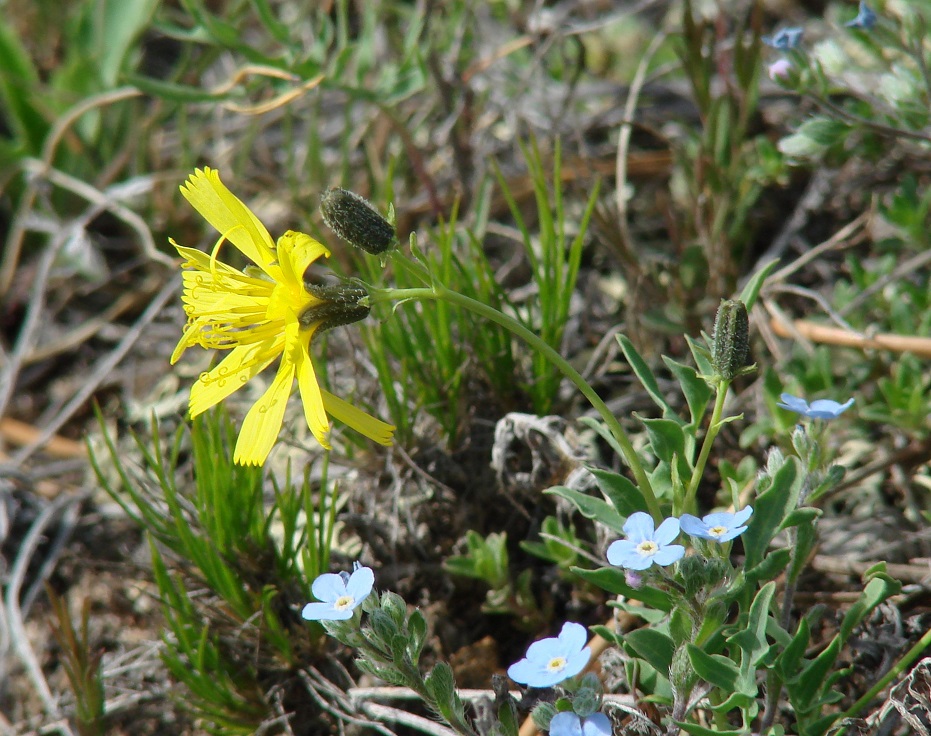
[179, 168, 280, 277]
[188, 339, 282, 416]
[276, 230, 331, 289]
[321, 389, 395, 446]
[295, 331, 331, 449]
[234, 356, 296, 466]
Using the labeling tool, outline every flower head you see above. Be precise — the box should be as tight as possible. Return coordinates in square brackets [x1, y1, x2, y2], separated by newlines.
[607, 512, 685, 571]
[549, 711, 612, 736]
[171, 168, 394, 465]
[680, 506, 753, 543]
[763, 27, 804, 50]
[507, 622, 591, 688]
[777, 393, 854, 420]
[302, 564, 374, 621]
[768, 58, 793, 81]
[846, 2, 877, 30]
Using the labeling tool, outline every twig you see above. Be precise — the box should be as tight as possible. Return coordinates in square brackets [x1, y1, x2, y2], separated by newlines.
[358, 702, 459, 736]
[769, 316, 931, 359]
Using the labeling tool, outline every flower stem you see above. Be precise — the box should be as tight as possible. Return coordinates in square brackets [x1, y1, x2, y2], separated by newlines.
[366, 275, 662, 522]
[682, 381, 730, 515]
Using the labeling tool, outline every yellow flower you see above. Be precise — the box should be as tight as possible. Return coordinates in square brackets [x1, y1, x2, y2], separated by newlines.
[170, 167, 394, 465]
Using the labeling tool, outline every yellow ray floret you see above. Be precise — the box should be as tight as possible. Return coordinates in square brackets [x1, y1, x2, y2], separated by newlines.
[171, 167, 395, 465]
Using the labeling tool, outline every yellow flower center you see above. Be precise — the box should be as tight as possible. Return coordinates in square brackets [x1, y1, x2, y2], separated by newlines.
[334, 595, 355, 611]
[636, 540, 659, 556]
[709, 526, 727, 538]
[546, 656, 568, 674]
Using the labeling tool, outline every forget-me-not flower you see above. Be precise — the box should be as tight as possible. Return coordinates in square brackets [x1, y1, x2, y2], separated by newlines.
[507, 622, 591, 688]
[549, 711, 612, 736]
[763, 27, 804, 50]
[680, 507, 754, 543]
[302, 564, 374, 621]
[846, 2, 877, 30]
[777, 393, 854, 420]
[607, 512, 685, 571]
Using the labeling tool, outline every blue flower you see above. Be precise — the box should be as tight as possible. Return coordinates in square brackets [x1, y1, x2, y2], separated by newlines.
[763, 27, 804, 50]
[846, 2, 877, 30]
[507, 622, 591, 688]
[680, 506, 753, 543]
[777, 393, 854, 420]
[549, 711, 612, 736]
[606, 512, 685, 571]
[302, 564, 374, 621]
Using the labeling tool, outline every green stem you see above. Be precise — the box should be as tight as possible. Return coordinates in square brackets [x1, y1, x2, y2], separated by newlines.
[682, 381, 730, 515]
[367, 277, 662, 522]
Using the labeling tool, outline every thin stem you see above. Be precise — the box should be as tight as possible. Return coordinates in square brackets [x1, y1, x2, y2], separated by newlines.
[682, 382, 730, 515]
[367, 279, 662, 522]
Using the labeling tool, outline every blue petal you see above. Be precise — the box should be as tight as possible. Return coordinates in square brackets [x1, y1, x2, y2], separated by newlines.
[622, 511, 655, 542]
[523, 635, 562, 665]
[808, 398, 854, 418]
[731, 505, 754, 525]
[582, 713, 613, 736]
[606, 539, 638, 566]
[301, 601, 351, 621]
[311, 572, 348, 603]
[679, 514, 710, 538]
[653, 517, 681, 545]
[652, 544, 685, 566]
[506, 657, 544, 686]
[549, 712, 583, 736]
[716, 525, 749, 542]
[563, 647, 592, 680]
[777, 393, 809, 413]
[345, 566, 375, 602]
[557, 622, 588, 655]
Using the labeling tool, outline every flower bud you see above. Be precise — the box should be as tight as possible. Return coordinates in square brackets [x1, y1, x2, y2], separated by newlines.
[320, 187, 397, 255]
[711, 299, 750, 381]
[300, 281, 371, 333]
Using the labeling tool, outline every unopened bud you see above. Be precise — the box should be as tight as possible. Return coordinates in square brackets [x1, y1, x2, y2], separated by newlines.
[300, 281, 370, 333]
[711, 299, 750, 381]
[320, 187, 397, 255]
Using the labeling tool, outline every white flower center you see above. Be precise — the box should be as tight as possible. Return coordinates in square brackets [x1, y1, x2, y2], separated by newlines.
[334, 595, 355, 611]
[709, 526, 727, 538]
[636, 540, 659, 557]
[546, 656, 568, 674]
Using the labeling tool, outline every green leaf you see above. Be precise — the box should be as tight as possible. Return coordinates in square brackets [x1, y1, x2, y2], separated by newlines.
[739, 548, 791, 592]
[738, 259, 778, 310]
[126, 73, 236, 102]
[774, 617, 810, 681]
[677, 723, 745, 736]
[573, 567, 673, 612]
[742, 458, 804, 568]
[640, 418, 688, 464]
[789, 637, 841, 713]
[686, 644, 740, 690]
[727, 581, 775, 668]
[839, 574, 901, 642]
[624, 628, 675, 675]
[617, 335, 678, 418]
[589, 467, 649, 519]
[663, 357, 713, 427]
[546, 485, 626, 533]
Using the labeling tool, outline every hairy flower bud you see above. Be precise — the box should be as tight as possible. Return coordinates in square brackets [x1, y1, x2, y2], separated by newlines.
[300, 281, 370, 333]
[320, 187, 397, 255]
[711, 299, 750, 381]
